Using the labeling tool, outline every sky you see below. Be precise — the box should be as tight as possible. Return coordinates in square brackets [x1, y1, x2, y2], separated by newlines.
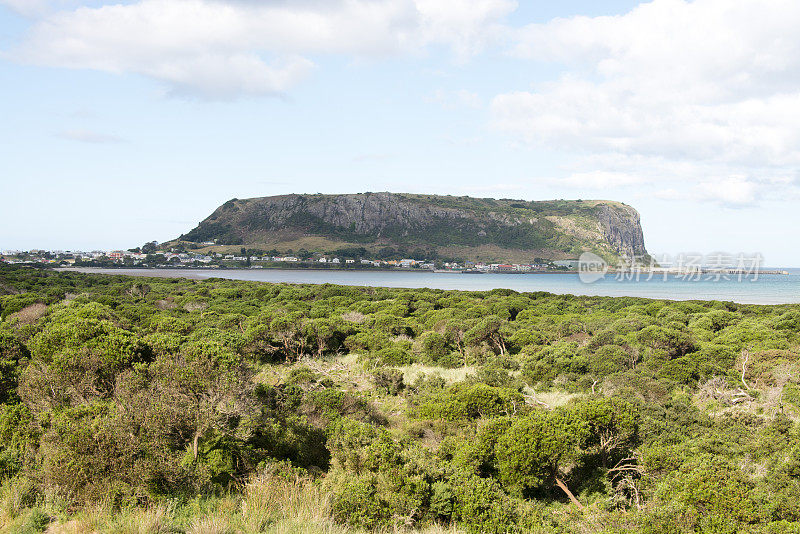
[1, 0, 799, 266]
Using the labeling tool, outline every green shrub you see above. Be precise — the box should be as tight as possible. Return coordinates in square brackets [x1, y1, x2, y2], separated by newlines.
[372, 369, 404, 395]
[451, 471, 519, 533]
[420, 331, 449, 363]
[418, 384, 523, 421]
[330, 476, 393, 529]
[495, 410, 587, 497]
[374, 345, 414, 365]
[655, 454, 762, 528]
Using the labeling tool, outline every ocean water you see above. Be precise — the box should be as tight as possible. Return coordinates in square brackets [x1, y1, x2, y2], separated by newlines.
[66, 267, 800, 305]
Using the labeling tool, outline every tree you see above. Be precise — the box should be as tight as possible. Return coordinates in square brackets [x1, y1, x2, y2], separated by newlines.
[571, 397, 639, 468]
[270, 313, 305, 361]
[465, 317, 508, 355]
[22, 303, 146, 410]
[495, 410, 589, 506]
[420, 331, 449, 363]
[241, 323, 280, 362]
[147, 339, 254, 464]
[304, 317, 339, 358]
[0, 329, 28, 405]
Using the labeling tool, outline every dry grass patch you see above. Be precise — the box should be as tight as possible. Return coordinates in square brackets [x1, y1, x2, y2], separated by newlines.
[340, 311, 366, 324]
[9, 302, 47, 325]
[187, 514, 234, 534]
[397, 364, 475, 386]
[522, 386, 583, 408]
[4, 471, 467, 534]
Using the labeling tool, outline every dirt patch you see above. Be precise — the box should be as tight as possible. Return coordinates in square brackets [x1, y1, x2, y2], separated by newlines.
[341, 311, 366, 323]
[155, 298, 177, 310]
[183, 301, 208, 312]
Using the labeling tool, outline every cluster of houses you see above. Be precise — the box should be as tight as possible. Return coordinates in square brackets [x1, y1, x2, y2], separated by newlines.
[444, 261, 573, 272]
[0, 249, 438, 269]
[1, 248, 578, 272]
[0, 249, 215, 266]
[0, 249, 115, 264]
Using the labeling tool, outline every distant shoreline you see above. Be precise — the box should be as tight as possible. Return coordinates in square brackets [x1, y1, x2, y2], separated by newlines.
[56, 266, 581, 278]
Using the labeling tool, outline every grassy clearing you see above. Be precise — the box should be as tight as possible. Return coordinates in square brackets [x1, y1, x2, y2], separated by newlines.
[395, 364, 475, 386]
[522, 386, 583, 408]
[254, 354, 369, 388]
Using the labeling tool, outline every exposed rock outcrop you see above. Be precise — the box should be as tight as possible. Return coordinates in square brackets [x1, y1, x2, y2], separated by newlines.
[596, 203, 647, 257]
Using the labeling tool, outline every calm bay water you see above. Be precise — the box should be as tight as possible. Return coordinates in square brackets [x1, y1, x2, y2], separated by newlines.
[64, 267, 800, 305]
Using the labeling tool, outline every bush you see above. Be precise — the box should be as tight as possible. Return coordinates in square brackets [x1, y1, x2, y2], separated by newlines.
[417, 384, 523, 421]
[374, 345, 414, 365]
[655, 454, 762, 528]
[588, 344, 631, 376]
[330, 476, 394, 529]
[495, 410, 587, 497]
[419, 331, 449, 363]
[450, 471, 519, 533]
[637, 325, 696, 358]
[372, 369, 404, 395]
[327, 420, 436, 530]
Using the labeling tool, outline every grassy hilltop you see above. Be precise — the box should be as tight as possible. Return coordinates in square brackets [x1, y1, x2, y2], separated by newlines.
[175, 193, 648, 264]
[1, 265, 800, 532]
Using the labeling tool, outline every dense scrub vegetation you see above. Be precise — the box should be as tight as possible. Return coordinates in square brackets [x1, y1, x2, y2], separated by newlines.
[1, 265, 800, 532]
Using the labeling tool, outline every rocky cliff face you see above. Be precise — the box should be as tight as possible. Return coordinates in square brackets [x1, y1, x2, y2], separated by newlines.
[180, 193, 648, 261]
[596, 203, 648, 258]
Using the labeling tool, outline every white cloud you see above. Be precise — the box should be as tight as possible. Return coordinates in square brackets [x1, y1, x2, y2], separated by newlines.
[695, 177, 759, 207]
[492, 0, 800, 206]
[10, 0, 515, 98]
[654, 177, 761, 208]
[425, 88, 481, 109]
[557, 171, 644, 189]
[414, 0, 516, 60]
[57, 129, 125, 143]
[653, 188, 682, 201]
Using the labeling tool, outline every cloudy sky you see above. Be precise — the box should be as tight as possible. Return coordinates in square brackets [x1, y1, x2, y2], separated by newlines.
[2, 0, 799, 265]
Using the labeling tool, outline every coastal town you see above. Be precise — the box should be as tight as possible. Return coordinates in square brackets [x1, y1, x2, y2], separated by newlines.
[2, 247, 789, 276]
[0, 246, 577, 273]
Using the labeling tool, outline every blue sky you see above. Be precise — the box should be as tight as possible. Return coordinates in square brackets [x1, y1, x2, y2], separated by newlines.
[2, 0, 799, 266]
